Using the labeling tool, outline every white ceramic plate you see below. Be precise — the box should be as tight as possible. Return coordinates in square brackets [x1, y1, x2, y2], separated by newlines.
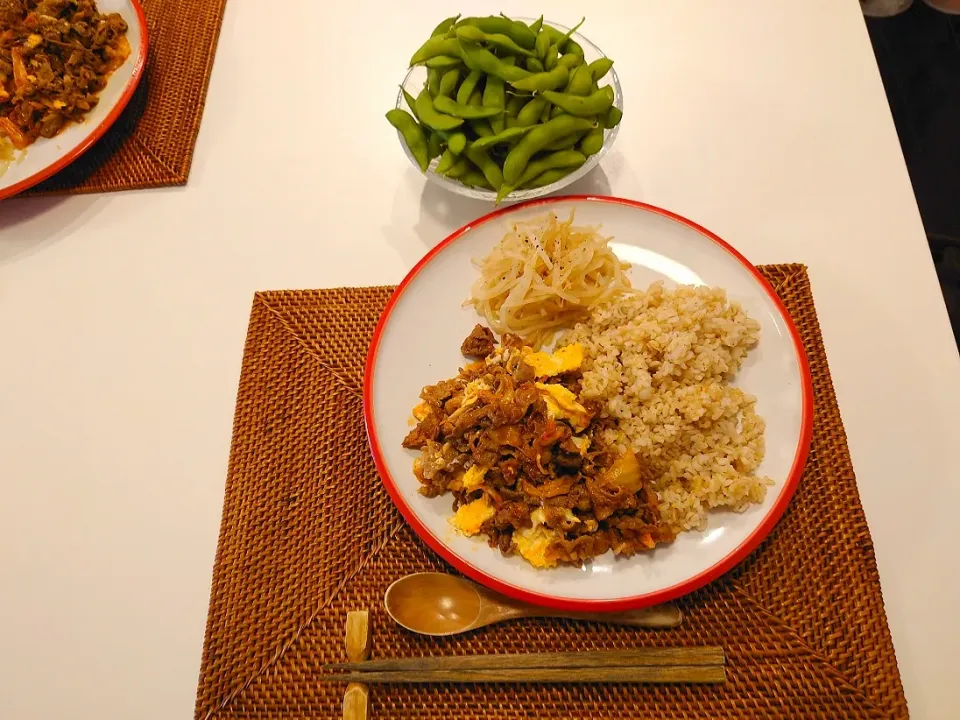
[364, 196, 813, 611]
[0, 0, 147, 200]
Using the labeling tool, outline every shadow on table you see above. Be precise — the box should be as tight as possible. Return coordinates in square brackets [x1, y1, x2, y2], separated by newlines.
[552, 164, 613, 198]
[0, 195, 104, 264]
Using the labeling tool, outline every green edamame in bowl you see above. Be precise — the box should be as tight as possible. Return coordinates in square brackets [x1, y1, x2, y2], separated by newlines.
[387, 15, 623, 204]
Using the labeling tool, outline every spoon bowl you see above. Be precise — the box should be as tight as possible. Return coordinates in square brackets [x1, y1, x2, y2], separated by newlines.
[385, 572, 484, 636]
[385, 573, 682, 636]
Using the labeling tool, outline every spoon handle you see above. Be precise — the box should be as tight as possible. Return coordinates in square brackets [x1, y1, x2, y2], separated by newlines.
[547, 604, 683, 628]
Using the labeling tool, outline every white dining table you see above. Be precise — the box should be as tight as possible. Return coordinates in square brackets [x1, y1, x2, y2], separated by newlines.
[1, 1, 958, 718]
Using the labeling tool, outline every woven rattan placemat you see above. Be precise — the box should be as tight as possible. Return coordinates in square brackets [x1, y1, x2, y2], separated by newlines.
[26, 0, 227, 196]
[195, 265, 908, 720]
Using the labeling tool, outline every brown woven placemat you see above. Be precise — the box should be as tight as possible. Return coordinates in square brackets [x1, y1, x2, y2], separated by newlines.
[26, 0, 227, 195]
[195, 265, 908, 720]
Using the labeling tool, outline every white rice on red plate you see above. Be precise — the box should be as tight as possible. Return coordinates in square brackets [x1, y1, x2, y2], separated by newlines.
[558, 282, 770, 533]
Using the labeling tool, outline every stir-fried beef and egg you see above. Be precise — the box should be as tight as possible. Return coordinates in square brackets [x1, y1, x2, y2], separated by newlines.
[0, 0, 129, 149]
[403, 324, 674, 568]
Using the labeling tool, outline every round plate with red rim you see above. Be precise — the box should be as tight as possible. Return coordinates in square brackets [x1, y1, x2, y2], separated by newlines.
[0, 0, 148, 201]
[364, 195, 812, 611]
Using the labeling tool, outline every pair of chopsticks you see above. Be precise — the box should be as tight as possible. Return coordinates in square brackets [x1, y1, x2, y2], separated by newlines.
[323, 646, 725, 684]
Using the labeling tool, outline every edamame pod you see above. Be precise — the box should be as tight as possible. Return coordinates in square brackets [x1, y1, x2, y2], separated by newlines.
[510, 65, 568, 92]
[427, 131, 443, 159]
[460, 168, 493, 189]
[443, 156, 471, 178]
[525, 57, 544, 73]
[456, 26, 536, 58]
[465, 145, 504, 190]
[516, 97, 548, 127]
[434, 95, 502, 119]
[540, 86, 615, 117]
[457, 16, 536, 49]
[431, 14, 460, 37]
[410, 37, 461, 66]
[539, 25, 564, 47]
[535, 29, 551, 60]
[400, 86, 419, 119]
[386, 109, 429, 171]
[515, 149, 586, 187]
[424, 55, 461, 69]
[483, 57, 513, 134]
[558, 18, 585, 48]
[505, 94, 526, 117]
[603, 106, 623, 129]
[456, 69, 483, 105]
[415, 89, 465, 131]
[436, 148, 457, 173]
[459, 42, 531, 83]
[588, 57, 614, 82]
[447, 132, 467, 154]
[469, 125, 534, 151]
[496, 149, 587, 202]
[528, 16, 544, 34]
[557, 53, 582, 71]
[469, 119, 494, 137]
[427, 68, 440, 98]
[503, 114, 597, 184]
[579, 127, 604, 157]
[544, 44, 559, 71]
[540, 19, 585, 52]
[544, 130, 586, 151]
[438, 68, 460, 97]
[539, 101, 552, 124]
[524, 166, 576, 188]
[566, 64, 593, 96]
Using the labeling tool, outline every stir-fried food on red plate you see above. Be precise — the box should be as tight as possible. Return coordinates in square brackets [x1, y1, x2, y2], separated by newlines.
[404, 324, 675, 569]
[0, 0, 129, 149]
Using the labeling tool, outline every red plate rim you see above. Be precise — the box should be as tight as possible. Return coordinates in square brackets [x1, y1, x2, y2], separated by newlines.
[0, 0, 149, 202]
[363, 194, 814, 611]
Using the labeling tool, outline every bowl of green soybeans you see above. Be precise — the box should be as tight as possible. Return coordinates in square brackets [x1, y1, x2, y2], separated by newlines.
[387, 15, 623, 204]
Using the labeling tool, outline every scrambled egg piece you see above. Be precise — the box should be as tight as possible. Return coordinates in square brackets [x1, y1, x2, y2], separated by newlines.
[459, 379, 489, 410]
[571, 435, 591, 456]
[534, 506, 580, 528]
[412, 403, 430, 421]
[513, 526, 558, 569]
[522, 344, 583, 378]
[512, 508, 580, 569]
[536, 382, 591, 432]
[461, 465, 487, 490]
[452, 497, 495, 536]
[598, 451, 644, 493]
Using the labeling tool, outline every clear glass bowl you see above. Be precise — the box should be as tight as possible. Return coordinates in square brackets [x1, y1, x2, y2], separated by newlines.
[393, 18, 623, 203]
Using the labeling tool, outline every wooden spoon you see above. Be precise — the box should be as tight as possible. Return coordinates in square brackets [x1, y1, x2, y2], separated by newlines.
[384, 572, 682, 636]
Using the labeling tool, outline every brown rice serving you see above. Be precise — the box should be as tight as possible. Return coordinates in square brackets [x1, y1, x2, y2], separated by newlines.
[557, 281, 770, 533]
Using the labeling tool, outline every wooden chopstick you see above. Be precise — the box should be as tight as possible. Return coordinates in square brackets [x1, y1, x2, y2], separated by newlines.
[342, 611, 371, 720]
[321, 665, 726, 684]
[323, 646, 724, 673]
